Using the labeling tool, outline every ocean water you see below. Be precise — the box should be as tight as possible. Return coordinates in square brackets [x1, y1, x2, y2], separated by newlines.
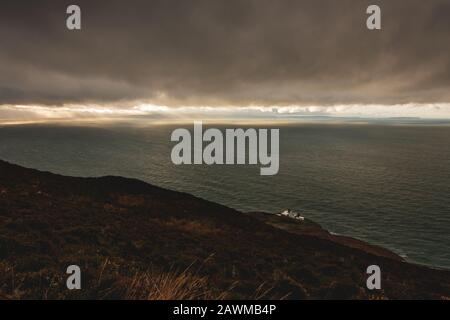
[0, 122, 449, 269]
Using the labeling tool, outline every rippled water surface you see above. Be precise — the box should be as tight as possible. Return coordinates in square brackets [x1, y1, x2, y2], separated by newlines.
[0, 122, 449, 269]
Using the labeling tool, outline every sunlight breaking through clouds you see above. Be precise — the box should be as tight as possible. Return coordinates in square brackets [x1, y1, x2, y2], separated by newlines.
[1, 103, 450, 124]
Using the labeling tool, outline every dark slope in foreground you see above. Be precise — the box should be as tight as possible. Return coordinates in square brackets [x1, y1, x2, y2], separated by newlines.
[0, 160, 449, 299]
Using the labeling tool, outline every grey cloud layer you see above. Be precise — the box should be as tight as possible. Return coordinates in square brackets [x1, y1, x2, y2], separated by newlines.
[0, 0, 449, 106]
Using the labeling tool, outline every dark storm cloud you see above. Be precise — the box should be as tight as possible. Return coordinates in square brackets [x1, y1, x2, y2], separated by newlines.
[0, 0, 449, 106]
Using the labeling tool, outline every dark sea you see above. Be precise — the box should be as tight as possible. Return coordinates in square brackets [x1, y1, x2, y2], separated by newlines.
[0, 121, 449, 269]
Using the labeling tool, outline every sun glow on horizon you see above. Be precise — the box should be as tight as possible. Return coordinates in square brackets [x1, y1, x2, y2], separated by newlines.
[1, 102, 450, 125]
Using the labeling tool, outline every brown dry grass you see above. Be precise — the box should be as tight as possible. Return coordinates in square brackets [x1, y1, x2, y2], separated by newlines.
[0, 258, 277, 300]
[123, 268, 276, 300]
[123, 256, 233, 300]
[124, 270, 225, 300]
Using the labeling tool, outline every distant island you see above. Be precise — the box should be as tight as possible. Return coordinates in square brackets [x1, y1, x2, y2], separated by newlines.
[0, 159, 448, 299]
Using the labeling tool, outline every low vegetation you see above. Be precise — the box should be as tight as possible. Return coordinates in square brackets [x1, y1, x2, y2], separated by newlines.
[0, 160, 449, 299]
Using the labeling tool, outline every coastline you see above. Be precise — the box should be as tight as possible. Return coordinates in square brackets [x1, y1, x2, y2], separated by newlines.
[0, 159, 449, 299]
[246, 212, 404, 263]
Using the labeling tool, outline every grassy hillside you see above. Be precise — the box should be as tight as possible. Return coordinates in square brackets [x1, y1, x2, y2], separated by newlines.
[0, 160, 449, 299]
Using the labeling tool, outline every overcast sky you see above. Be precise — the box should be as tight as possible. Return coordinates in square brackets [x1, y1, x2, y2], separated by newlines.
[0, 0, 449, 120]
